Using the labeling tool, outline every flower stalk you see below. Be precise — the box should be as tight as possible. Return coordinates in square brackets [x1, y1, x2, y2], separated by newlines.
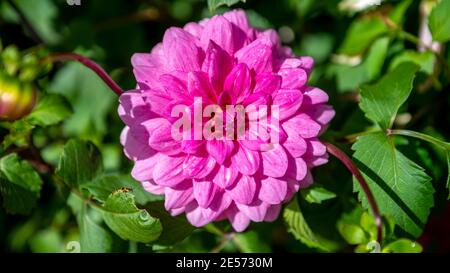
[325, 142, 383, 243]
[42, 53, 124, 96]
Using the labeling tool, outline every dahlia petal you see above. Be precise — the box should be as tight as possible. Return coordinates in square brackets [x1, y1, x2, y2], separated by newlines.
[212, 162, 239, 189]
[143, 91, 173, 117]
[236, 200, 269, 222]
[235, 38, 274, 74]
[283, 113, 321, 138]
[183, 154, 216, 179]
[200, 15, 246, 55]
[148, 120, 182, 155]
[206, 139, 234, 165]
[303, 87, 329, 105]
[202, 191, 233, 221]
[193, 180, 219, 208]
[188, 71, 216, 102]
[226, 175, 257, 204]
[279, 68, 308, 89]
[273, 89, 303, 120]
[223, 9, 250, 33]
[261, 144, 288, 178]
[227, 207, 251, 232]
[304, 105, 336, 126]
[259, 177, 288, 205]
[181, 139, 205, 154]
[202, 41, 233, 93]
[183, 22, 203, 38]
[163, 27, 203, 72]
[118, 91, 154, 125]
[164, 181, 194, 210]
[299, 171, 314, 188]
[231, 145, 260, 175]
[224, 63, 251, 103]
[185, 203, 210, 227]
[282, 126, 307, 157]
[286, 157, 308, 181]
[253, 73, 281, 95]
[131, 153, 161, 181]
[120, 127, 155, 160]
[159, 74, 190, 102]
[264, 205, 282, 222]
[142, 180, 165, 195]
[152, 155, 185, 186]
[306, 139, 327, 157]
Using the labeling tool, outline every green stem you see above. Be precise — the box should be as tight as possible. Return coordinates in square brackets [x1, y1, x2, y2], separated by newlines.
[387, 129, 450, 150]
[203, 223, 225, 237]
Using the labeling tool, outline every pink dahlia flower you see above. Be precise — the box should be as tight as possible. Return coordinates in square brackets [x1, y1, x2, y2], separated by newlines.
[118, 10, 335, 231]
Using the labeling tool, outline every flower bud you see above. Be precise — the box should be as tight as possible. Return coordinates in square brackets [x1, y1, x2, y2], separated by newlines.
[0, 71, 37, 121]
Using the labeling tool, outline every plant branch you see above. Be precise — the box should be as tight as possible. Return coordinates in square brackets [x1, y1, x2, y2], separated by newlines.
[325, 142, 383, 243]
[387, 129, 450, 150]
[42, 53, 124, 96]
[5, 0, 44, 45]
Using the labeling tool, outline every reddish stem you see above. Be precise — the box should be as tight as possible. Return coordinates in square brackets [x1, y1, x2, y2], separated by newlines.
[44, 53, 124, 96]
[325, 142, 383, 243]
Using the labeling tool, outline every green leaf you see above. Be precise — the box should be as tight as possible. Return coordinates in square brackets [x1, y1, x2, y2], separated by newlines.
[102, 191, 162, 243]
[301, 185, 336, 204]
[83, 174, 163, 205]
[0, 153, 42, 214]
[234, 231, 271, 253]
[337, 223, 369, 245]
[207, 0, 246, 11]
[359, 62, 419, 130]
[25, 94, 72, 127]
[382, 239, 422, 253]
[429, 0, 450, 42]
[389, 50, 436, 75]
[56, 139, 103, 189]
[1, 120, 33, 150]
[283, 197, 329, 251]
[67, 193, 113, 252]
[334, 36, 389, 92]
[145, 201, 196, 246]
[352, 133, 434, 237]
[338, 0, 411, 55]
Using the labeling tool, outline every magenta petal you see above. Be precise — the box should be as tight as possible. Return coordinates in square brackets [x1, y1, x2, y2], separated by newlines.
[185, 203, 210, 227]
[164, 181, 194, 210]
[253, 73, 281, 95]
[299, 171, 314, 188]
[259, 177, 287, 205]
[304, 105, 336, 127]
[306, 139, 327, 156]
[142, 180, 165, 195]
[283, 113, 321, 138]
[264, 205, 281, 222]
[152, 155, 185, 186]
[159, 74, 190, 102]
[202, 192, 233, 221]
[131, 153, 160, 181]
[286, 157, 307, 181]
[188, 71, 216, 102]
[223, 9, 250, 33]
[273, 89, 303, 120]
[143, 91, 173, 118]
[183, 154, 216, 179]
[235, 38, 274, 74]
[202, 41, 232, 93]
[282, 126, 307, 157]
[206, 139, 234, 165]
[148, 120, 182, 155]
[261, 144, 288, 178]
[226, 175, 257, 204]
[163, 27, 202, 72]
[181, 139, 205, 154]
[193, 180, 219, 208]
[212, 162, 239, 189]
[224, 63, 252, 103]
[231, 145, 260, 175]
[118, 91, 153, 125]
[200, 15, 236, 54]
[303, 87, 329, 105]
[236, 200, 269, 222]
[278, 68, 307, 89]
[227, 207, 251, 232]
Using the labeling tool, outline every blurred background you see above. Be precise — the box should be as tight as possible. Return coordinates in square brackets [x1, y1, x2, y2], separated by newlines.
[0, 0, 449, 253]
